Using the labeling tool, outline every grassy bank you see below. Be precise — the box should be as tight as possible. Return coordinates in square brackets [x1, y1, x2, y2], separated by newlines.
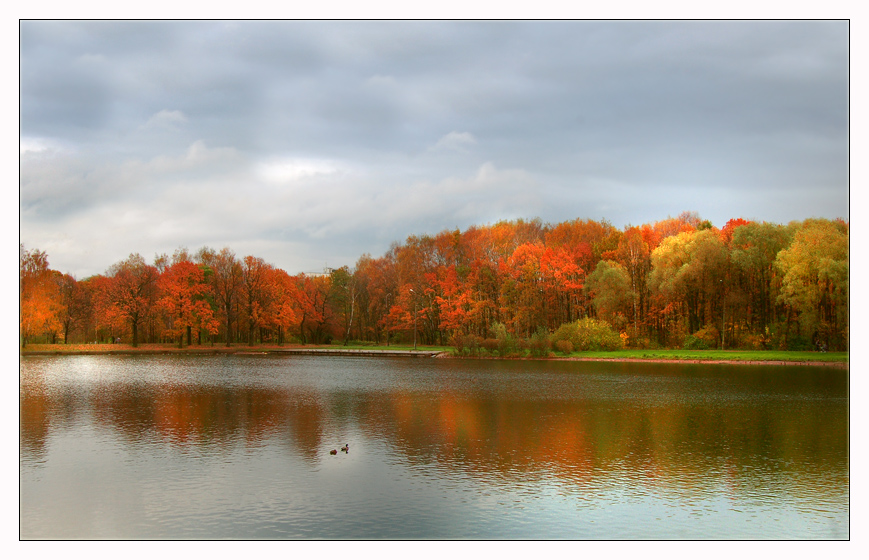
[19, 343, 846, 364]
[559, 349, 848, 363]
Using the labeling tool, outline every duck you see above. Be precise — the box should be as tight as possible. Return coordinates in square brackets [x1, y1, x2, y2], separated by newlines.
[329, 449, 338, 455]
[340, 444, 349, 453]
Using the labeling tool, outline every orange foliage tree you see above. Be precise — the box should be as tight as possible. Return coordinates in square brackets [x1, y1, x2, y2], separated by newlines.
[98, 254, 159, 347]
[21, 212, 850, 352]
[158, 260, 219, 347]
[20, 246, 60, 347]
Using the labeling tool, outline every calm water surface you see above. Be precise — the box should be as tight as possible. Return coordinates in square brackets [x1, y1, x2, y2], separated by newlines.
[20, 355, 849, 539]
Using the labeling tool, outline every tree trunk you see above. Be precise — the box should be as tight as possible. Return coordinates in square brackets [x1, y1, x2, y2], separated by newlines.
[225, 305, 232, 347]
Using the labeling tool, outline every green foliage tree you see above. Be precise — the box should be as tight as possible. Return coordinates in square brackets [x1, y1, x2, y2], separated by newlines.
[490, 321, 519, 356]
[586, 260, 633, 330]
[330, 266, 359, 345]
[196, 247, 242, 346]
[775, 219, 848, 350]
[730, 221, 795, 334]
[649, 230, 727, 335]
[20, 214, 849, 354]
[528, 326, 551, 357]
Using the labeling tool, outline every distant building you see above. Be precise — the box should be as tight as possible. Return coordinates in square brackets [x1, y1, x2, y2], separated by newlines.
[301, 267, 333, 278]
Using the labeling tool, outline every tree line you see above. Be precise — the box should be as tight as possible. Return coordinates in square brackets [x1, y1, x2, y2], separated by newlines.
[19, 212, 849, 352]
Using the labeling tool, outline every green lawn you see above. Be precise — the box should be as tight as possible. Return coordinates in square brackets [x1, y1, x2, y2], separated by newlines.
[331, 345, 848, 362]
[560, 349, 848, 362]
[21, 343, 847, 363]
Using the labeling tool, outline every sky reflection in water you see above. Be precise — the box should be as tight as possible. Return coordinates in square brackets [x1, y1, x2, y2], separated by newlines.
[20, 355, 849, 539]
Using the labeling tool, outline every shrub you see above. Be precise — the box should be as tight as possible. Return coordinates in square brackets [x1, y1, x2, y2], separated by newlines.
[630, 336, 655, 350]
[736, 333, 765, 350]
[693, 326, 720, 348]
[552, 317, 625, 352]
[682, 335, 709, 350]
[786, 335, 813, 351]
[451, 333, 482, 356]
[490, 322, 519, 357]
[528, 327, 551, 357]
[481, 338, 499, 355]
[555, 339, 574, 355]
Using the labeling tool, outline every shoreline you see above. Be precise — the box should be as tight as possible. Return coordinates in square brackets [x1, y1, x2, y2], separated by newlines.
[19, 345, 847, 368]
[18, 347, 444, 358]
[560, 357, 847, 368]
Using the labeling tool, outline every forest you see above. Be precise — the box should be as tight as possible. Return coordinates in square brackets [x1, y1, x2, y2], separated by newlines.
[19, 212, 849, 353]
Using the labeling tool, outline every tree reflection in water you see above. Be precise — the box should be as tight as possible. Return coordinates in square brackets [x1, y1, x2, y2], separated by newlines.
[21, 355, 848, 508]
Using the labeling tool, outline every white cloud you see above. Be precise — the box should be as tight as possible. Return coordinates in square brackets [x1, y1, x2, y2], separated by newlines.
[182, 140, 237, 164]
[19, 137, 64, 155]
[255, 158, 343, 183]
[284, 162, 542, 240]
[18, 21, 849, 279]
[129, 140, 241, 176]
[143, 110, 188, 130]
[431, 131, 477, 152]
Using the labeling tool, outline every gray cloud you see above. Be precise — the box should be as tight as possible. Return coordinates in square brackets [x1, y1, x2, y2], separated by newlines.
[19, 20, 849, 278]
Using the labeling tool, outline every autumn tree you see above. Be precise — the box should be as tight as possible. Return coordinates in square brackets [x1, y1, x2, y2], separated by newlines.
[500, 242, 546, 337]
[329, 266, 359, 345]
[20, 246, 60, 347]
[353, 253, 398, 344]
[263, 268, 297, 344]
[100, 254, 158, 347]
[607, 227, 651, 335]
[730, 221, 794, 337]
[294, 273, 335, 344]
[86, 274, 116, 342]
[586, 260, 633, 330]
[197, 247, 242, 346]
[55, 273, 91, 344]
[649, 229, 728, 342]
[393, 235, 443, 344]
[158, 259, 218, 348]
[775, 218, 849, 350]
[240, 255, 276, 346]
[545, 218, 619, 273]
[18, 212, 849, 353]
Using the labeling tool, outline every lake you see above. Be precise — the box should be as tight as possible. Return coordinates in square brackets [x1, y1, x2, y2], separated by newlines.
[19, 354, 849, 539]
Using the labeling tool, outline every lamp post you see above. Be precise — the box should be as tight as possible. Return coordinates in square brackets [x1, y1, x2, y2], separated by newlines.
[409, 288, 417, 350]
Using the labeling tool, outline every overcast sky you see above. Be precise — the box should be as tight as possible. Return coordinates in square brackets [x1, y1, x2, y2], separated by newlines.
[19, 20, 849, 279]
